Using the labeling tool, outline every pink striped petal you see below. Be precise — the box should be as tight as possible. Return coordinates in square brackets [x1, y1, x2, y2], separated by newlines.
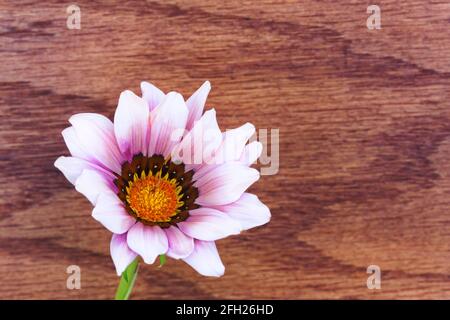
[141, 81, 165, 111]
[114, 90, 150, 159]
[92, 191, 136, 234]
[183, 240, 224, 277]
[178, 207, 241, 241]
[75, 169, 115, 205]
[211, 193, 271, 231]
[110, 233, 137, 276]
[126, 223, 168, 264]
[148, 92, 188, 157]
[186, 81, 211, 131]
[54, 156, 114, 185]
[194, 162, 260, 206]
[69, 113, 125, 174]
[164, 226, 194, 259]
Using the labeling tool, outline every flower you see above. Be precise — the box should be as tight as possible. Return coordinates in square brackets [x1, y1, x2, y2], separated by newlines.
[55, 81, 271, 277]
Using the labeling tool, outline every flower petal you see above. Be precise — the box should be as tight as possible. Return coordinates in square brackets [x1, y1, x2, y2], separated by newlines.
[54, 156, 83, 185]
[177, 207, 241, 241]
[61, 127, 90, 160]
[213, 123, 255, 164]
[54, 156, 114, 185]
[114, 90, 150, 158]
[171, 109, 222, 170]
[148, 92, 188, 157]
[194, 162, 260, 206]
[126, 223, 168, 264]
[110, 233, 137, 276]
[211, 193, 271, 231]
[240, 141, 262, 166]
[164, 226, 194, 259]
[75, 169, 115, 205]
[183, 240, 224, 277]
[69, 113, 125, 174]
[92, 191, 136, 234]
[141, 81, 165, 112]
[186, 81, 211, 131]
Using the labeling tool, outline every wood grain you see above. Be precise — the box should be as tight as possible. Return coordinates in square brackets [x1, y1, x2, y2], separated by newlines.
[1, 0, 450, 299]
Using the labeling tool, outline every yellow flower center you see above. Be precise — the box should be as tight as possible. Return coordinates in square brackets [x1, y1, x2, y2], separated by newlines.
[126, 171, 184, 223]
[115, 154, 199, 228]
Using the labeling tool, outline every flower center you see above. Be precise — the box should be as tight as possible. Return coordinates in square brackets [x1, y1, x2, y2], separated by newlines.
[126, 172, 182, 223]
[114, 154, 199, 228]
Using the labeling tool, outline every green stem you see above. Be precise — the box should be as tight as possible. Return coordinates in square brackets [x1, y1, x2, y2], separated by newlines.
[159, 254, 166, 267]
[115, 258, 139, 300]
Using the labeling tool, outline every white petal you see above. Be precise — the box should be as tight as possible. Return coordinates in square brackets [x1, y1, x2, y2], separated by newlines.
[61, 127, 90, 160]
[177, 207, 241, 241]
[183, 240, 224, 277]
[54, 156, 93, 185]
[211, 193, 271, 231]
[141, 81, 165, 111]
[240, 141, 262, 166]
[114, 90, 150, 158]
[126, 223, 168, 264]
[92, 191, 136, 234]
[213, 123, 255, 164]
[164, 226, 194, 259]
[110, 233, 137, 276]
[186, 81, 211, 131]
[172, 109, 222, 170]
[54, 156, 114, 185]
[148, 92, 188, 157]
[75, 169, 115, 205]
[194, 162, 260, 206]
[69, 113, 125, 174]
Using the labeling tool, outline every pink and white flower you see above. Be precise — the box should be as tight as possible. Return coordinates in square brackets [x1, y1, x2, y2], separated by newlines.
[55, 81, 271, 277]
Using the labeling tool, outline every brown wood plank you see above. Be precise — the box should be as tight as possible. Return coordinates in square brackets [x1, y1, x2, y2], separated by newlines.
[0, 0, 449, 299]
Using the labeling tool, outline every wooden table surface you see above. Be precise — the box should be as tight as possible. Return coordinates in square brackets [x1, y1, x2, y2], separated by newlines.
[1, 0, 450, 300]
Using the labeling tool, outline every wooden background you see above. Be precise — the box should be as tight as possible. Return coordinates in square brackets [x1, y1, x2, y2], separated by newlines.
[1, 0, 450, 299]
